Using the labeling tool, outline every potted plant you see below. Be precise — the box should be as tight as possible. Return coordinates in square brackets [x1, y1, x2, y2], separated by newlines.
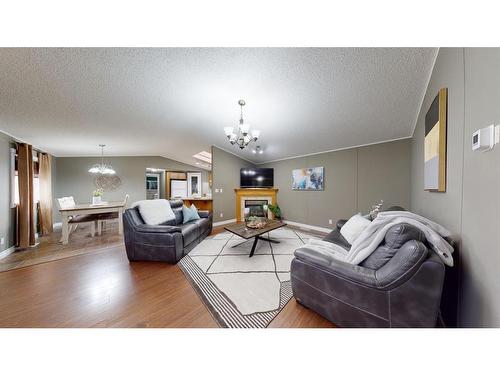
[92, 189, 103, 205]
[268, 204, 282, 221]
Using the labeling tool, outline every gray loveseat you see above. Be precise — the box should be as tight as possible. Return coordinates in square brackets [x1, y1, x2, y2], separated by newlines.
[123, 200, 212, 263]
[291, 208, 456, 327]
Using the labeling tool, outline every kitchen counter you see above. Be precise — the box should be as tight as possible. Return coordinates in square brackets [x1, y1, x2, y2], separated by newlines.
[181, 198, 213, 211]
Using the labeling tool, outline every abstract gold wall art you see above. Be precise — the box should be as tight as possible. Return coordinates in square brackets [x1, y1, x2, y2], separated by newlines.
[424, 88, 447, 192]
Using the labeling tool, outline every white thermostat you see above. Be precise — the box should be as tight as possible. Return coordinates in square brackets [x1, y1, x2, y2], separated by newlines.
[472, 125, 499, 152]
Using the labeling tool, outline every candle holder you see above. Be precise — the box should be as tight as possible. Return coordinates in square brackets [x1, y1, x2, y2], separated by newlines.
[263, 204, 269, 219]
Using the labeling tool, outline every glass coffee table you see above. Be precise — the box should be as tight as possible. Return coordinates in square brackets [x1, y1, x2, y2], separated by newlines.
[223, 220, 287, 257]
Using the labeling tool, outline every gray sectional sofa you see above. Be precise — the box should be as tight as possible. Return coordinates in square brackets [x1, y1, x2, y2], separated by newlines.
[123, 200, 212, 264]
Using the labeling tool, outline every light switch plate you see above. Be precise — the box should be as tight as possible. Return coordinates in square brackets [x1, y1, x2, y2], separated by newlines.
[328, 219, 333, 225]
[0, 237, 4, 245]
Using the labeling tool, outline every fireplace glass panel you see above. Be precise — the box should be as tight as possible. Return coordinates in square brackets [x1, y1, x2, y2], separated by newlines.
[245, 200, 268, 217]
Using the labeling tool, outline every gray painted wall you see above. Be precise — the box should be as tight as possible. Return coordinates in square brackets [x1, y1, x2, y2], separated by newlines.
[357, 140, 411, 214]
[261, 139, 411, 229]
[410, 48, 500, 327]
[460, 48, 500, 327]
[410, 48, 465, 234]
[55, 156, 208, 222]
[211, 146, 255, 223]
[0, 132, 16, 250]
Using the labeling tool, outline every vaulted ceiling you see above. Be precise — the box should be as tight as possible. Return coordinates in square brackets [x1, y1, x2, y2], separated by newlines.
[0, 48, 437, 167]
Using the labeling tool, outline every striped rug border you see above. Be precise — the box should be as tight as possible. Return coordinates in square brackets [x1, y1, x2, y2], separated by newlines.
[179, 255, 293, 328]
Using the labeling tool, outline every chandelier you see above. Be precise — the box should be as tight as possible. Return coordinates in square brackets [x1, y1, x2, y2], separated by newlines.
[88, 144, 116, 175]
[224, 99, 260, 149]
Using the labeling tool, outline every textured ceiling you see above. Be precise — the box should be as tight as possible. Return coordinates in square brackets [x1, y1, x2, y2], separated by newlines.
[0, 48, 437, 166]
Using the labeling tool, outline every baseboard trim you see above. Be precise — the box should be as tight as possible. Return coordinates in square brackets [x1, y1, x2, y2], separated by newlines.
[283, 220, 332, 234]
[213, 219, 237, 227]
[0, 245, 16, 260]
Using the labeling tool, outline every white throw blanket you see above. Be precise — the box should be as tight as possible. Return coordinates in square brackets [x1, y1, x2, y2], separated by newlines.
[131, 199, 176, 225]
[307, 211, 454, 267]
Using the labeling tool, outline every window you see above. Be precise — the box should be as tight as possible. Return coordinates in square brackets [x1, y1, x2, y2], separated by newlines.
[33, 176, 40, 203]
[10, 148, 16, 208]
[13, 175, 19, 206]
[11, 148, 40, 207]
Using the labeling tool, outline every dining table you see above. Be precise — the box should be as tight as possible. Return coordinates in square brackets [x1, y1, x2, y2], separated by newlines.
[58, 201, 126, 245]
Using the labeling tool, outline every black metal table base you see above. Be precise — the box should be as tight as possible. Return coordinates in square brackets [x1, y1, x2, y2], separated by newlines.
[231, 236, 280, 257]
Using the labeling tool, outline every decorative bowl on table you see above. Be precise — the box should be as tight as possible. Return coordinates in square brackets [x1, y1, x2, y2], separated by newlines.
[245, 216, 268, 229]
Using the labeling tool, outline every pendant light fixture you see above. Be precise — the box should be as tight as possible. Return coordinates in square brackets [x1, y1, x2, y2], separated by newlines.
[223, 99, 260, 150]
[252, 145, 264, 154]
[88, 144, 116, 175]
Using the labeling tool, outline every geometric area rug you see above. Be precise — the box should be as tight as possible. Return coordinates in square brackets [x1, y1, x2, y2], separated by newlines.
[178, 227, 321, 328]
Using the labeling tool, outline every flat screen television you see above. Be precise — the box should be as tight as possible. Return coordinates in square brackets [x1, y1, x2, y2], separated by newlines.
[240, 168, 274, 188]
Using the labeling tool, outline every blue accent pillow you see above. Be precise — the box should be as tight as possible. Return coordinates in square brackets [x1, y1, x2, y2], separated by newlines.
[182, 204, 200, 223]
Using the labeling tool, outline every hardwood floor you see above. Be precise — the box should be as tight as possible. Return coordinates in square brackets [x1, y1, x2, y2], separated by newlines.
[0, 224, 334, 328]
[0, 223, 124, 272]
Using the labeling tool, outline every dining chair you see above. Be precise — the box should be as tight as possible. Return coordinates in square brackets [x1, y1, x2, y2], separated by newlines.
[96, 194, 129, 235]
[57, 196, 97, 238]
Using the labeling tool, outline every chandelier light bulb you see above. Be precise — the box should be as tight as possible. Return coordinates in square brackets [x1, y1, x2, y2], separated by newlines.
[103, 167, 116, 175]
[239, 123, 250, 135]
[251, 129, 260, 141]
[224, 126, 234, 137]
